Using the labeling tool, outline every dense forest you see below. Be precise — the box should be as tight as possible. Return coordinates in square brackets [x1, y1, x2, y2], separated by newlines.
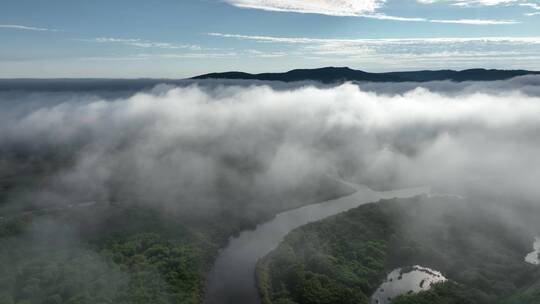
[257, 196, 540, 304]
[0, 206, 218, 304]
[2, 116, 540, 304]
[0, 149, 353, 304]
[0, 150, 212, 303]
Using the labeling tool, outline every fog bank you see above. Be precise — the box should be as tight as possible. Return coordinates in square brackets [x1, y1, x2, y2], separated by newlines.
[1, 80, 540, 219]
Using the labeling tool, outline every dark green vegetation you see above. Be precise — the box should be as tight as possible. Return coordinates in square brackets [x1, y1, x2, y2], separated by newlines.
[391, 282, 475, 304]
[0, 207, 215, 304]
[257, 203, 391, 304]
[257, 196, 540, 304]
[0, 150, 353, 304]
[0, 203, 295, 304]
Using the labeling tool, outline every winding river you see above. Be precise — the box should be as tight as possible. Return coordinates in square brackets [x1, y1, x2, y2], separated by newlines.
[205, 182, 430, 304]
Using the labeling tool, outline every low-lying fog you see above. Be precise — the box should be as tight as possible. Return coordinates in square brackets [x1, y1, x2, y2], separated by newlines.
[2, 77, 540, 303]
[2, 78, 540, 218]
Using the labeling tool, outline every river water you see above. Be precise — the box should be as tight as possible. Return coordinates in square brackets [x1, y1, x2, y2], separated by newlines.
[204, 182, 430, 304]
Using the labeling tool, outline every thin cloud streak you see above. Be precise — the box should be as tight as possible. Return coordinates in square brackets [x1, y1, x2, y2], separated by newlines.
[361, 13, 519, 24]
[418, 0, 520, 6]
[224, 0, 384, 16]
[429, 18, 519, 24]
[223, 0, 519, 24]
[208, 32, 540, 68]
[81, 37, 203, 51]
[520, 2, 540, 15]
[421, 0, 540, 16]
[77, 50, 285, 62]
[0, 24, 58, 32]
[208, 32, 540, 45]
[520, 2, 540, 10]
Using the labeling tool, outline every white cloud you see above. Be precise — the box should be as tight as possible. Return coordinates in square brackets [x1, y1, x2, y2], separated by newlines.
[418, 0, 540, 17]
[418, 0, 519, 6]
[429, 18, 519, 24]
[79, 37, 288, 61]
[78, 56, 150, 61]
[419, 0, 540, 13]
[77, 49, 286, 62]
[223, 0, 520, 23]
[360, 13, 518, 24]
[224, 0, 385, 16]
[208, 32, 540, 45]
[520, 2, 540, 10]
[92, 37, 141, 43]
[83, 37, 202, 50]
[5, 82, 540, 216]
[150, 52, 240, 59]
[223, 1, 518, 23]
[208, 32, 540, 68]
[0, 24, 57, 32]
[358, 13, 427, 21]
[520, 2, 540, 15]
[454, 0, 519, 6]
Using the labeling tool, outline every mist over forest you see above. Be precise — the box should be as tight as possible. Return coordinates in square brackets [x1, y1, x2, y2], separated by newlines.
[4, 0, 540, 301]
[1, 77, 540, 304]
[3, 78, 540, 210]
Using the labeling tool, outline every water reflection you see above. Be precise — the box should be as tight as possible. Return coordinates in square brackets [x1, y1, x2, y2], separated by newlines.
[371, 266, 447, 304]
[525, 237, 540, 265]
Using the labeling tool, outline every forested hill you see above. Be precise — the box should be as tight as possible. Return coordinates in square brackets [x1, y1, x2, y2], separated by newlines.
[256, 196, 540, 304]
[192, 67, 540, 83]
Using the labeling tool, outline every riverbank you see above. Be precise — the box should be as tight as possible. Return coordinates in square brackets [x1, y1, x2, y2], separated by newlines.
[205, 184, 429, 304]
[257, 196, 540, 304]
[0, 174, 355, 304]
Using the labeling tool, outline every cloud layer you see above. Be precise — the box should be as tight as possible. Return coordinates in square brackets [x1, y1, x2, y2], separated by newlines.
[223, 0, 522, 23]
[2, 79, 540, 220]
[418, 0, 519, 5]
[209, 33, 540, 69]
[224, 0, 385, 16]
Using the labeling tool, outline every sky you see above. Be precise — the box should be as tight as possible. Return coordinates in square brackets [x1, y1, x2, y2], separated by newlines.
[1, 0, 540, 78]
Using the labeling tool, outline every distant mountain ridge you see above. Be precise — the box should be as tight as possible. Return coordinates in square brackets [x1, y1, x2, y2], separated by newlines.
[192, 67, 540, 83]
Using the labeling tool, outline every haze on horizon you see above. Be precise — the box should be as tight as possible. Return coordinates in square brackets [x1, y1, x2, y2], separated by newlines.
[1, 0, 540, 78]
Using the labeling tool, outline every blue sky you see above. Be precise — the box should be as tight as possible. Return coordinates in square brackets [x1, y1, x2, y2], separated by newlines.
[1, 0, 540, 78]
